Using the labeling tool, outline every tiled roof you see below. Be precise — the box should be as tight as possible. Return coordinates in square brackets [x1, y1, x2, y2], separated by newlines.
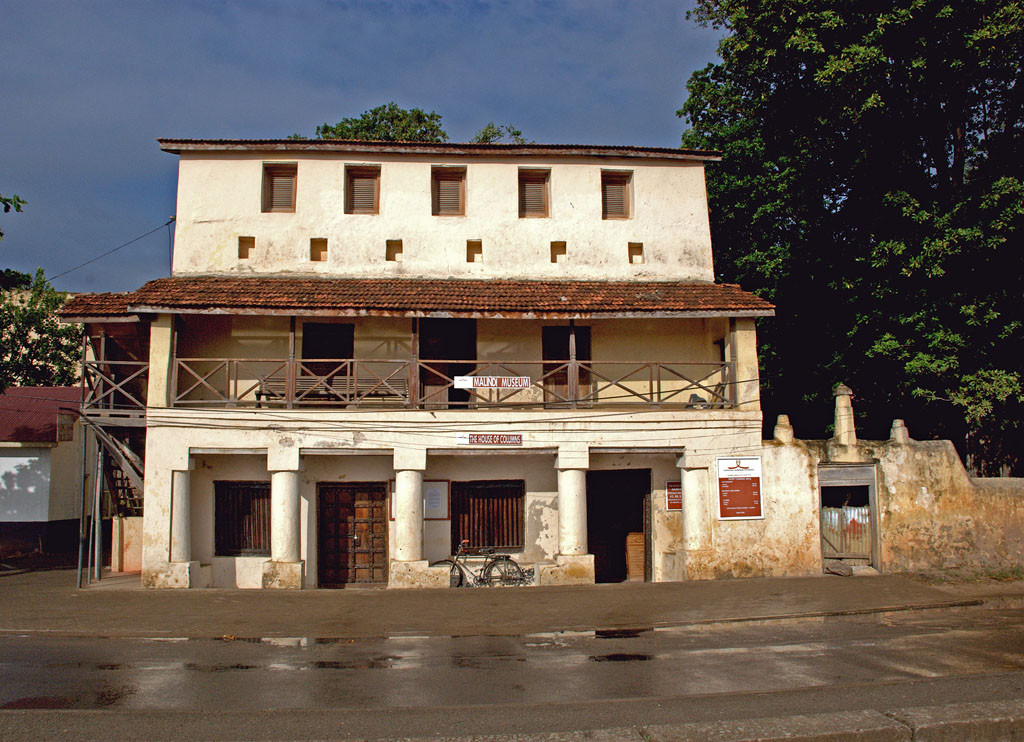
[158, 139, 721, 162]
[0, 387, 80, 443]
[61, 277, 774, 319]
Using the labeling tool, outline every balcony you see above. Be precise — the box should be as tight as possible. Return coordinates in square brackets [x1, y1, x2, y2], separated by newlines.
[169, 357, 735, 410]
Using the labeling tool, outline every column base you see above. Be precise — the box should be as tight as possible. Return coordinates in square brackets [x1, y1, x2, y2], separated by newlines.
[389, 560, 449, 589]
[145, 560, 202, 589]
[262, 560, 305, 589]
[537, 554, 594, 585]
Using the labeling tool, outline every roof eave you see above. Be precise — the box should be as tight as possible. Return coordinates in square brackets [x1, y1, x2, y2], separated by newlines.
[157, 138, 722, 162]
[127, 305, 774, 319]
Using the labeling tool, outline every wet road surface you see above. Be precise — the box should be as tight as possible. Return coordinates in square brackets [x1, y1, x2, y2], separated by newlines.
[2, 605, 1024, 738]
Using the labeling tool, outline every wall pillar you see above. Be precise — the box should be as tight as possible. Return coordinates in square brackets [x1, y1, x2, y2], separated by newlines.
[169, 469, 191, 563]
[263, 446, 304, 589]
[147, 314, 174, 408]
[678, 453, 712, 580]
[727, 317, 761, 411]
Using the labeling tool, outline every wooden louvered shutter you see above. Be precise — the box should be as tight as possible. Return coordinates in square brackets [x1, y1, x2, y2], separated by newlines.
[601, 171, 630, 219]
[432, 169, 464, 215]
[263, 164, 297, 212]
[346, 167, 379, 214]
[518, 170, 548, 217]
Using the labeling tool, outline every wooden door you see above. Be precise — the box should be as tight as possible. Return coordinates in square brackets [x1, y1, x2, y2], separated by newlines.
[542, 325, 591, 406]
[317, 482, 388, 587]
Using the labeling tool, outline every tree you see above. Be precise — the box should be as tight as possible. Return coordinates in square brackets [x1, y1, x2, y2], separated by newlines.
[680, 1, 1024, 473]
[0, 268, 82, 393]
[315, 102, 448, 142]
[1, 193, 26, 242]
[471, 122, 531, 144]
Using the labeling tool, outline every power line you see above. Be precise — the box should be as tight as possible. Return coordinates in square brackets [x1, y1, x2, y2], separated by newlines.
[49, 219, 174, 282]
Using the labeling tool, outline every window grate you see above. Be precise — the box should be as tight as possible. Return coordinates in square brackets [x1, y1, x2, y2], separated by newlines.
[451, 480, 524, 552]
[215, 481, 270, 556]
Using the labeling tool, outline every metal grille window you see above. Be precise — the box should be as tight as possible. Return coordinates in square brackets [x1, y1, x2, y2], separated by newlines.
[601, 170, 631, 219]
[431, 167, 465, 216]
[451, 480, 524, 552]
[262, 164, 297, 213]
[215, 481, 270, 556]
[345, 166, 380, 214]
[518, 169, 549, 217]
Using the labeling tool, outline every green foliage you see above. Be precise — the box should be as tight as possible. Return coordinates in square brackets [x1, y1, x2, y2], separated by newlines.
[315, 102, 448, 142]
[680, 0, 1024, 473]
[0, 268, 82, 393]
[0, 269, 31, 291]
[471, 122, 531, 144]
[1, 192, 26, 242]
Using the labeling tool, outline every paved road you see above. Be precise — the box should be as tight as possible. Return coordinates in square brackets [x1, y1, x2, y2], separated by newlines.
[3, 604, 1024, 739]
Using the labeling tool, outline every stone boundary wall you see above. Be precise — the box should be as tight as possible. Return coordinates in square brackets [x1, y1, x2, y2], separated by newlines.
[762, 385, 1024, 576]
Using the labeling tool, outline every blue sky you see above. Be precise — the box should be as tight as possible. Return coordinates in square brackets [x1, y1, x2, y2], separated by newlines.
[0, 0, 722, 293]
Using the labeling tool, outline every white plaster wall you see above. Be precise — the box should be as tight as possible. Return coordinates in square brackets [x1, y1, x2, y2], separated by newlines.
[171, 153, 715, 282]
[48, 422, 85, 521]
[0, 448, 51, 522]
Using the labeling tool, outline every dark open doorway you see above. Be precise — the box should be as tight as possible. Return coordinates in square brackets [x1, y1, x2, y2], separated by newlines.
[586, 469, 650, 583]
[419, 318, 476, 408]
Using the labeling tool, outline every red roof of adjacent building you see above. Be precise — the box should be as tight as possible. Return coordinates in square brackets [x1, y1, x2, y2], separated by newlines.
[0, 387, 79, 444]
[61, 277, 774, 320]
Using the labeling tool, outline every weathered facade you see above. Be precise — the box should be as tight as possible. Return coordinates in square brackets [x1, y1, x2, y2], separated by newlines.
[62, 138, 780, 589]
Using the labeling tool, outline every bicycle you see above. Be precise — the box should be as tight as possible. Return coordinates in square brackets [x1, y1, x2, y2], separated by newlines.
[431, 539, 530, 587]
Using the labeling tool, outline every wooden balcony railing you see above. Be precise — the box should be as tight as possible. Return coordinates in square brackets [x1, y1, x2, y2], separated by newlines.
[172, 357, 735, 410]
[82, 359, 149, 413]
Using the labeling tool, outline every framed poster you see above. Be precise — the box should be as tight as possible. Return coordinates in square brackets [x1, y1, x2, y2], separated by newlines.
[388, 479, 451, 520]
[665, 481, 682, 511]
[717, 457, 763, 520]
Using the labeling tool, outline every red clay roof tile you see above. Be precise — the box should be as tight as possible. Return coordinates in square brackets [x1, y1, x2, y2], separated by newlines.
[62, 277, 774, 319]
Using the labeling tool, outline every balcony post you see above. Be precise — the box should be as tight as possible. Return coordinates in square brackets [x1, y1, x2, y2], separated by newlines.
[287, 316, 296, 409]
[409, 318, 420, 409]
[568, 320, 578, 409]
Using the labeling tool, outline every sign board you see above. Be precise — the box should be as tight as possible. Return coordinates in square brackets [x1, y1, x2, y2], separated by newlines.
[455, 432, 523, 446]
[717, 456, 764, 520]
[665, 481, 682, 511]
[454, 376, 531, 389]
[389, 480, 450, 521]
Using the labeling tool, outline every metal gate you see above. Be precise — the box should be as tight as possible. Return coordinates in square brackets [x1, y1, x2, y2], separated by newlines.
[818, 465, 877, 566]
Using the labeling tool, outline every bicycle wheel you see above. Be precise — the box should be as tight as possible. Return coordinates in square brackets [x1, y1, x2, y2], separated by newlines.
[482, 558, 526, 586]
[430, 560, 463, 588]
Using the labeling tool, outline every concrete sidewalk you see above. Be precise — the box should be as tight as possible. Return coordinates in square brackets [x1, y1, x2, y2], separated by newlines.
[0, 560, 992, 639]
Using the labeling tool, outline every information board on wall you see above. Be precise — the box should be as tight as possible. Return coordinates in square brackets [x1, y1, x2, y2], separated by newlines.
[388, 480, 450, 520]
[716, 457, 764, 520]
[665, 481, 682, 511]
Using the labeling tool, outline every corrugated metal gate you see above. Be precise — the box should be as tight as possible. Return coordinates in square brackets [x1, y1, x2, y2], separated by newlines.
[818, 465, 877, 566]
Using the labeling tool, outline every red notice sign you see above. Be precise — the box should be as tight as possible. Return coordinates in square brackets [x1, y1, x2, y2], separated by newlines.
[717, 456, 764, 520]
[666, 481, 682, 511]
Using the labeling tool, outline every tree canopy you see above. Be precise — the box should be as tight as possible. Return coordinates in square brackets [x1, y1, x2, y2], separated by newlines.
[471, 122, 531, 144]
[680, 0, 1024, 473]
[0, 268, 82, 393]
[315, 102, 448, 142]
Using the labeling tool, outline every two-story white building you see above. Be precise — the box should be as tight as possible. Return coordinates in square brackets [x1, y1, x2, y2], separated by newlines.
[62, 139, 774, 589]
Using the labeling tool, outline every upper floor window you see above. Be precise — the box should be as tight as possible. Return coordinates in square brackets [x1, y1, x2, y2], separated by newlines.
[518, 169, 549, 218]
[345, 165, 380, 214]
[601, 170, 632, 219]
[262, 163, 297, 213]
[432, 167, 465, 216]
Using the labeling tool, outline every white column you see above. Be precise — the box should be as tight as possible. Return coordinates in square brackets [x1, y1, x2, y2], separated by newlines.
[557, 468, 588, 556]
[169, 469, 191, 563]
[394, 469, 424, 562]
[270, 470, 301, 563]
